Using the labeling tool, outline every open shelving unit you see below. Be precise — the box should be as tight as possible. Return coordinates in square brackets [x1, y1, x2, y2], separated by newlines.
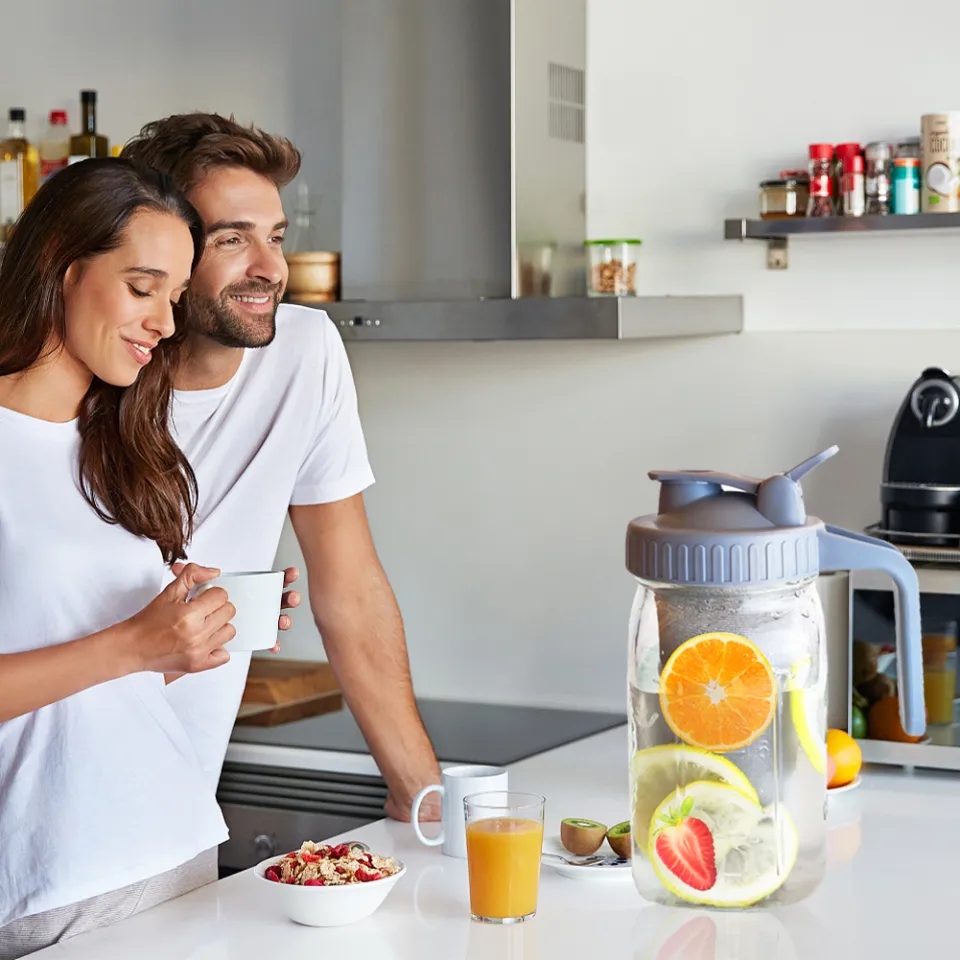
[724, 212, 960, 269]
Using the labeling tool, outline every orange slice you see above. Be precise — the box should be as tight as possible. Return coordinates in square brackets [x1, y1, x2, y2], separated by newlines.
[659, 632, 776, 753]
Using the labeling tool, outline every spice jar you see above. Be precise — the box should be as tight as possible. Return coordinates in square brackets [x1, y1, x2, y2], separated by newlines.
[807, 143, 835, 217]
[841, 154, 865, 217]
[584, 240, 641, 297]
[759, 173, 809, 218]
[865, 142, 892, 215]
[892, 157, 921, 214]
[834, 143, 862, 215]
[897, 137, 922, 160]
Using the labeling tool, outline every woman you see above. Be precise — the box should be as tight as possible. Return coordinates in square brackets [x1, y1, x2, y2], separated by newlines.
[0, 159, 236, 957]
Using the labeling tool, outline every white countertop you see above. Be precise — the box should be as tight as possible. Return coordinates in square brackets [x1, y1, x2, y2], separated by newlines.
[33, 727, 960, 958]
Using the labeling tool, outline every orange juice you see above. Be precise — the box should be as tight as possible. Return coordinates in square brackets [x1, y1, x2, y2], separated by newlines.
[923, 632, 957, 724]
[465, 817, 543, 920]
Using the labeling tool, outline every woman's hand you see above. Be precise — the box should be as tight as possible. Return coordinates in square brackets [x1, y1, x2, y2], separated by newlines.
[127, 563, 236, 675]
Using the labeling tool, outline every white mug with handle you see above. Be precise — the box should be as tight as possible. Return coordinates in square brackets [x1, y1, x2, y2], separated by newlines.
[191, 570, 284, 653]
[410, 765, 508, 858]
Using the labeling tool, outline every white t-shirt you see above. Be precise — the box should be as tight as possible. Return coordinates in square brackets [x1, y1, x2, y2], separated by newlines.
[0, 408, 228, 927]
[165, 304, 375, 787]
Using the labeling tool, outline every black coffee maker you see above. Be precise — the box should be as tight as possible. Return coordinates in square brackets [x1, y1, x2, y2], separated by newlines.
[882, 366, 960, 545]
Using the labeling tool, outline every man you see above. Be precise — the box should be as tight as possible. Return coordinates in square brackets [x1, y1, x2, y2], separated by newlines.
[122, 115, 440, 822]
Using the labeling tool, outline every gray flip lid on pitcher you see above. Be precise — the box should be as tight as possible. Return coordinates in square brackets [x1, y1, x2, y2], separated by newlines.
[625, 448, 837, 586]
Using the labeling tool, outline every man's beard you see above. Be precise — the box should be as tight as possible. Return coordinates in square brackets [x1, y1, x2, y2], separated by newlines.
[182, 283, 281, 349]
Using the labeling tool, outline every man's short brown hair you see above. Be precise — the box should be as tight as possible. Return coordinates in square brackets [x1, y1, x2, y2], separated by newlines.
[122, 113, 301, 194]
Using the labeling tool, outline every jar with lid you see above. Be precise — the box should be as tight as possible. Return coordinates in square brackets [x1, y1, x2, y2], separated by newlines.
[840, 154, 865, 217]
[284, 183, 340, 303]
[759, 173, 809, 219]
[892, 158, 921, 214]
[864, 142, 892, 215]
[834, 143, 862, 214]
[897, 137, 922, 160]
[624, 446, 924, 910]
[806, 144, 835, 217]
[584, 240, 641, 297]
[518, 242, 556, 297]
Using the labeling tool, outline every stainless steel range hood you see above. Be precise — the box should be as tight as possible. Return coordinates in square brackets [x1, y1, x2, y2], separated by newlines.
[321, 0, 742, 341]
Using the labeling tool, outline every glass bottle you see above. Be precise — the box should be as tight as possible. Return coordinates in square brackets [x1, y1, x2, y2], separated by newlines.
[841, 154, 865, 217]
[39, 110, 70, 184]
[0, 108, 39, 241]
[806, 143, 834, 217]
[284, 183, 323, 255]
[833, 143, 861, 214]
[68, 90, 109, 162]
[864, 142, 892, 215]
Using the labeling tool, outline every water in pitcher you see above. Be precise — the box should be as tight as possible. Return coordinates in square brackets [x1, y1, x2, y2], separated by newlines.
[627, 580, 828, 909]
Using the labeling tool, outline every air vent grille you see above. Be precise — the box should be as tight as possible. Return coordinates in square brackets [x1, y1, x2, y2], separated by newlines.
[548, 62, 585, 144]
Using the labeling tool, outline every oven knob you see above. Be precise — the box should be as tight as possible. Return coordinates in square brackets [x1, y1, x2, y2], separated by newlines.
[253, 834, 277, 858]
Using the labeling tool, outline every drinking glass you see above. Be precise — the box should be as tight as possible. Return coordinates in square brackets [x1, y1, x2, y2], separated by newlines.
[463, 791, 545, 924]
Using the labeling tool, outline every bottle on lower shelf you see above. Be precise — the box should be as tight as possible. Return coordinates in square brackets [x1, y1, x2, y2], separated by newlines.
[0, 108, 39, 241]
[68, 90, 109, 163]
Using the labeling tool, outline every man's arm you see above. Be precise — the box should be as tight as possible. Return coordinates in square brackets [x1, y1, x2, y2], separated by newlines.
[289, 494, 441, 822]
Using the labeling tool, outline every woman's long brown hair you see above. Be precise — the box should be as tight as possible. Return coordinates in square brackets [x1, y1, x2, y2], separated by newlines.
[0, 158, 203, 563]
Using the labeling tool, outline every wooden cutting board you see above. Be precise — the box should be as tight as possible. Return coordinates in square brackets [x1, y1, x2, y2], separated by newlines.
[236, 658, 343, 727]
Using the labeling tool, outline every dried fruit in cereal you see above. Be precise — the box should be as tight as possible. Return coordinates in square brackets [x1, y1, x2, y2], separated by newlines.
[269, 840, 400, 887]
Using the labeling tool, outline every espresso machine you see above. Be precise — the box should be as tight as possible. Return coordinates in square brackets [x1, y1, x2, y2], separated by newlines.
[877, 366, 960, 549]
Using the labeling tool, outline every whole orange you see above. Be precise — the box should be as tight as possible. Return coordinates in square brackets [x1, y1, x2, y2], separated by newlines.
[867, 696, 924, 744]
[826, 728, 862, 788]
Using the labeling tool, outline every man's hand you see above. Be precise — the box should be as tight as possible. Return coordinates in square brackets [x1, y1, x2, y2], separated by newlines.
[268, 566, 302, 653]
[386, 789, 442, 823]
[279, 566, 301, 632]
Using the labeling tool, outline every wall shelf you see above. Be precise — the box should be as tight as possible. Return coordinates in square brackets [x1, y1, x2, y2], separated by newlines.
[724, 213, 960, 269]
[304, 296, 743, 342]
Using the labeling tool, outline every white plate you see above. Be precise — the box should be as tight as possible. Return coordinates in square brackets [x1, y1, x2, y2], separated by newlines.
[541, 835, 633, 881]
[828, 775, 861, 796]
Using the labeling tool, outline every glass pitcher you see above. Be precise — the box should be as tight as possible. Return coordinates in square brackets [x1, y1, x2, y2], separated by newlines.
[624, 447, 923, 909]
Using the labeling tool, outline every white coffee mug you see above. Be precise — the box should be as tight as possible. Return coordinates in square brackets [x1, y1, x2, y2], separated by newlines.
[411, 765, 508, 858]
[193, 570, 284, 653]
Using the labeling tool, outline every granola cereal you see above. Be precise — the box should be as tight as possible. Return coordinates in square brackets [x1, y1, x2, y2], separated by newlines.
[264, 841, 399, 887]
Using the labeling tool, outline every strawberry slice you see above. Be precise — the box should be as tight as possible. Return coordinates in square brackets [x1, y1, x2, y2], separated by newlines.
[654, 798, 717, 892]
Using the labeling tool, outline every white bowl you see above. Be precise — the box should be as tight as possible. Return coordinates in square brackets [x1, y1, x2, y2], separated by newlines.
[254, 855, 406, 927]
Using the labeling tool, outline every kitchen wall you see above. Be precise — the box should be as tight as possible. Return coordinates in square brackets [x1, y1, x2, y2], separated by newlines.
[275, 0, 960, 711]
[13, 0, 960, 712]
[7, 0, 343, 245]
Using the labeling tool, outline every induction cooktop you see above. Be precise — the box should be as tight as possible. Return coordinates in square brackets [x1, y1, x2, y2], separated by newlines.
[229, 698, 626, 767]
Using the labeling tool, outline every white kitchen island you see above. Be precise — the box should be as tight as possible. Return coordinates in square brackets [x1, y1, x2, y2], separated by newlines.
[32, 726, 957, 958]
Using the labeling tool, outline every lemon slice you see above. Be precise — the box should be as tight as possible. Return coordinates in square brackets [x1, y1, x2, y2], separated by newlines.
[787, 657, 827, 775]
[649, 780, 799, 908]
[631, 743, 758, 843]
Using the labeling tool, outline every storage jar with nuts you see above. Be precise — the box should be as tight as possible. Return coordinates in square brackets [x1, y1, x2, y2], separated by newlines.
[584, 239, 641, 297]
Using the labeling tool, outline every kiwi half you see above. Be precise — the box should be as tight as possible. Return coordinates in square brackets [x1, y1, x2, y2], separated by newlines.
[606, 820, 632, 859]
[560, 818, 608, 856]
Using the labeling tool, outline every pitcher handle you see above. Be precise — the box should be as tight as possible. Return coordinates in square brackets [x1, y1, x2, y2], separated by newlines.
[818, 524, 925, 737]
